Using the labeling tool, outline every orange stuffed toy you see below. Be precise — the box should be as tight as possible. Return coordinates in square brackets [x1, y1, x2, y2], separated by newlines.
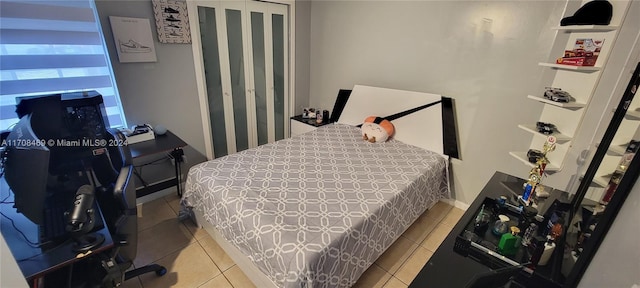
[361, 116, 395, 143]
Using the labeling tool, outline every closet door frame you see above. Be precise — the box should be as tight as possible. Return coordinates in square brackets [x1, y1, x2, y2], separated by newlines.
[246, 1, 289, 144]
[189, 0, 295, 160]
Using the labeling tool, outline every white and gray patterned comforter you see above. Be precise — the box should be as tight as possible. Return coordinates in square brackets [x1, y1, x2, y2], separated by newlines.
[181, 123, 449, 287]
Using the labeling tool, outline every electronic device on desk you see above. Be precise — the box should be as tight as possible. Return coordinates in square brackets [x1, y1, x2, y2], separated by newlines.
[120, 124, 155, 144]
[3, 92, 109, 249]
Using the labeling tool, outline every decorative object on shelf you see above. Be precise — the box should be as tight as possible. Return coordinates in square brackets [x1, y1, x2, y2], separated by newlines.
[560, 0, 613, 26]
[521, 136, 556, 205]
[536, 121, 557, 135]
[527, 149, 544, 163]
[543, 87, 574, 103]
[600, 140, 639, 204]
[151, 0, 192, 44]
[556, 38, 605, 67]
[109, 16, 157, 63]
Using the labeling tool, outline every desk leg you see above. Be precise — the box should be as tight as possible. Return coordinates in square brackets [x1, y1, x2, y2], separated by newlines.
[170, 148, 184, 197]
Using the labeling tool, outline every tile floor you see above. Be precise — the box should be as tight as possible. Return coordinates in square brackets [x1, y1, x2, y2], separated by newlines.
[124, 194, 465, 288]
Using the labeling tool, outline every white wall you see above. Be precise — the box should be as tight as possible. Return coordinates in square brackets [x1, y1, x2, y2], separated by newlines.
[95, 0, 311, 160]
[95, 0, 206, 159]
[308, 0, 565, 204]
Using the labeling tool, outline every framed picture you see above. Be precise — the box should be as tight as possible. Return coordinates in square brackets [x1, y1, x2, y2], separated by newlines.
[151, 0, 191, 44]
[109, 16, 157, 63]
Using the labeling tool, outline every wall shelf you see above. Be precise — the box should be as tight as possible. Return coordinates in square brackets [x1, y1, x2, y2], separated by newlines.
[509, 151, 560, 172]
[527, 95, 586, 109]
[517, 124, 572, 142]
[625, 110, 640, 120]
[538, 62, 601, 72]
[607, 143, 627, 156]
[551, 25, 618, 32]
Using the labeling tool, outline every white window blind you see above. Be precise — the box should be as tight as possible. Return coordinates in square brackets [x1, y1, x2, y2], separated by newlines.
[0, 0, 126, 130]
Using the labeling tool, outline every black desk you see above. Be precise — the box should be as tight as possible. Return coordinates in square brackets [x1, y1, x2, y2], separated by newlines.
[410, 171, 573, 288]
[0, 179, 113, 285]
[128, 130, 187, 198]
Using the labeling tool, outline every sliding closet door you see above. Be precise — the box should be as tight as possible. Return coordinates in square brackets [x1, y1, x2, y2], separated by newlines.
[197, 5, 229, 158]
[194, 0, 288, 158]
[246, 2, 288, 143]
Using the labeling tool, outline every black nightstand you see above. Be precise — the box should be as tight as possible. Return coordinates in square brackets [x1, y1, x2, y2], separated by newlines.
[290, 115, 331, 137]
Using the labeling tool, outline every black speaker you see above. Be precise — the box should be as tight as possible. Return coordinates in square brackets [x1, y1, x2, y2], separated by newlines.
[329, 89, 352, 123]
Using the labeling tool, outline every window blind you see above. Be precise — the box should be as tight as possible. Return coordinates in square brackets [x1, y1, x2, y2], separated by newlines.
[0, 0, 126, 130]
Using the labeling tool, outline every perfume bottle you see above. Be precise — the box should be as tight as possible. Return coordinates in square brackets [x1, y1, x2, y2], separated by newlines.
[498, 226, 521, 256]
[473, 204, 491, 235]
[492, 215, 510, 236]
[522, 222, 538, 246]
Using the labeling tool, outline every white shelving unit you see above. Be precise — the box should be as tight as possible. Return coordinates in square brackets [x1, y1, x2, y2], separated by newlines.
[517, 124, 572, 142]
[509, 152, 560, 172]
[511, 1, 630, 175]
[527, 95, 586, 109]
[551, 25, 619, 32]
[538, 62, 602, 72]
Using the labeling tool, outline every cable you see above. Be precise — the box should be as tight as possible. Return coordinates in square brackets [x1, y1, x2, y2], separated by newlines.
[0, 210, 41, 248]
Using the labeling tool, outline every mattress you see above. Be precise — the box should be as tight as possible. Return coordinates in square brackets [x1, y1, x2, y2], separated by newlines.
[181, 123, 449, 287]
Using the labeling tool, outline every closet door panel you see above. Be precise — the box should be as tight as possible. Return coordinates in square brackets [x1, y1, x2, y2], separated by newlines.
[224, 7, 250, 152]
[197, 5, 228, 158]
[249, 11, 268, 146]
[272, 11, 286, 141]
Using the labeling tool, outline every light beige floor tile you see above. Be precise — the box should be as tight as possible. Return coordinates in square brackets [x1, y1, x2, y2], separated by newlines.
[164, 193, 182, 215]
[441, 207, 465, 227]
[394, 246, 433, 285]
[139, 242, 222, 288]
[183, 217, 210, 241]
[137, 197, 178, 231]
[353, 264, 392, 288]
[422, 201, 453, 222]
[375, 236, 418, 274]
[402, 213, 440, 244]
[224, 265, 256, 288]
[199, 233, 236, 272]
[383, 276, 408, 288]
[198, 274, 234, 288]
[134, 219, 196, 268]
[420, 222, 454, 252]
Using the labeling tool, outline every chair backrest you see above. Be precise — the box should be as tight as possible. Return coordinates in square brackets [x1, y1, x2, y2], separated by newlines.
[92, 130, 137, 266]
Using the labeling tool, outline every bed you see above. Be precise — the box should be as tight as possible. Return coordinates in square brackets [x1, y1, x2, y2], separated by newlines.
[181, 85, 458, 287]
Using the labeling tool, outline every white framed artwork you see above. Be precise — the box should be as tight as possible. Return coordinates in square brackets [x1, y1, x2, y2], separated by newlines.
[109, 16, 157, 63]
[151, 0, 191, 43]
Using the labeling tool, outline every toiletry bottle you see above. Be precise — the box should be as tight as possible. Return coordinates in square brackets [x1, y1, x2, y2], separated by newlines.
[498, 226, 521, 256]
[492, 215, 510, 236]
[474, 204, 490, 235]
[537, 236, 556, 266]
[521, 222, 537, 247]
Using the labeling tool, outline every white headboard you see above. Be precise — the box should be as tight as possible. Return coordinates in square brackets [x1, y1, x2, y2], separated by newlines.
[337, 85, 453, 156]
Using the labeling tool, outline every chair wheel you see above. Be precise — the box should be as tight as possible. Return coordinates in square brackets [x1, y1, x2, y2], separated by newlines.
[156, 267, 167, 276]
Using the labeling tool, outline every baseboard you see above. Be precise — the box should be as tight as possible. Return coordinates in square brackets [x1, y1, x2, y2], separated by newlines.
[440, 198, 470, 211]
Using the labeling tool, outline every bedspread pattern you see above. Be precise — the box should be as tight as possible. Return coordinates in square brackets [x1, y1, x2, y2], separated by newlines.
[182, 124, 449, 287]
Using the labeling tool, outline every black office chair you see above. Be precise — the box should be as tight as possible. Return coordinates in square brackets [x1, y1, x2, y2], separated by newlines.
[89, 129, 166, 287]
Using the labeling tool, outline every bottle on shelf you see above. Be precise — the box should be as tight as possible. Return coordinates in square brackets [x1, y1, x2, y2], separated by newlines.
[473, 204, 491, 235]
[498, 226, 521, 256]
[538, 236, 557, 266]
